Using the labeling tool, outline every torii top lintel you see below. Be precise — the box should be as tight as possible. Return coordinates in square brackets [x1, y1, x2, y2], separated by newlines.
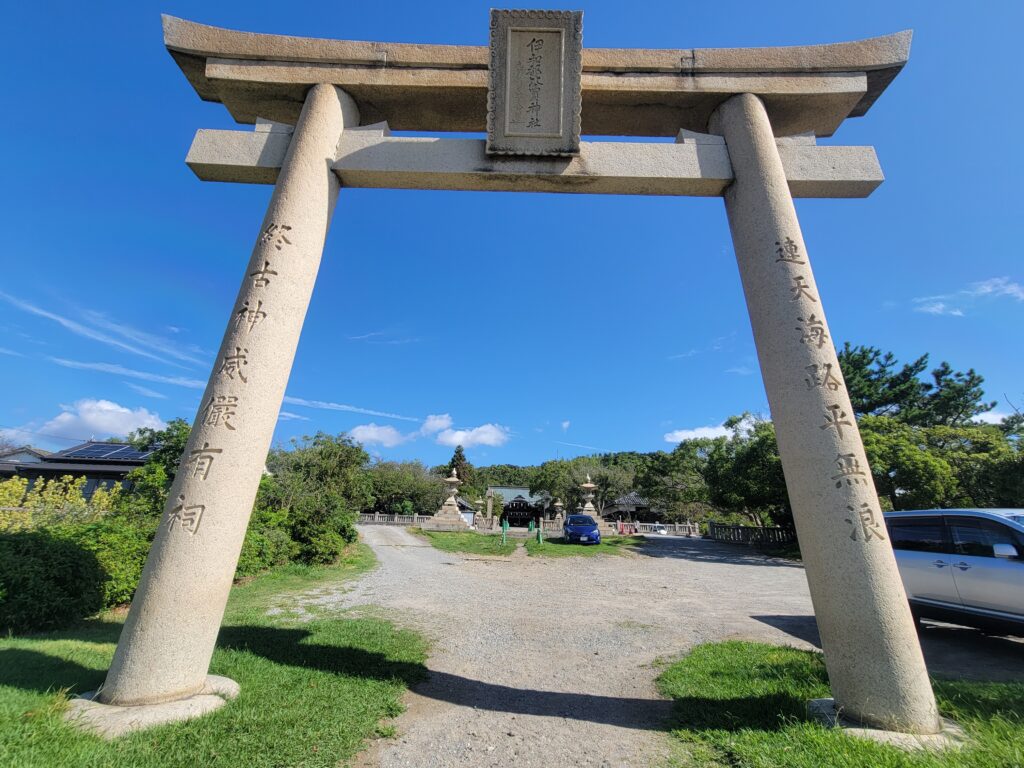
[163, 15, 910, 138]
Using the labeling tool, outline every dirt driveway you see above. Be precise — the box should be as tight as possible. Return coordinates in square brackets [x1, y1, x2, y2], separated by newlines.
[284, 526, 1024, 768]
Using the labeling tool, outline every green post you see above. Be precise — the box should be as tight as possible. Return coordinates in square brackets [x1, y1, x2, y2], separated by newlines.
[528, 519, 535, 532]
[501, 517, 509, 546]
[537, 524, 543, 544]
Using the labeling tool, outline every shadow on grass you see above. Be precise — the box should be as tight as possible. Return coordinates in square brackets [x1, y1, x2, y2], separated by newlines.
[216, 624, 427, 687]
[0, 648, 105, 694]
[218, 624, 672, 730]
[0, 620, 427, 696]
[664, 692, 809, 732]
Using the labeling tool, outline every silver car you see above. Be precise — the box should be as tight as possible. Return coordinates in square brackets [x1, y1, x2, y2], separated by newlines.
[884, 509, 1024, 635]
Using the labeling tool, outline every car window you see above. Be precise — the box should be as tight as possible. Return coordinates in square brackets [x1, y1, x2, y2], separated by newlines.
[886, 517, 947, 553]
[949, 518, 1023, 558]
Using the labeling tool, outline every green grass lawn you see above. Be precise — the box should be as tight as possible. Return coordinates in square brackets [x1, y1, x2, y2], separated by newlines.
[658, 641, 1024, 768]
[413, 529, 517, 556]
[0, 542, 429, 768]
[524, 535, 643, 557]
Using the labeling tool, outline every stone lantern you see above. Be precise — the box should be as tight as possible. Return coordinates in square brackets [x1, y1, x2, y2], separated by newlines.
[421, 469, 471, 531]
[580, 474, 601, 526]
[552, 498, 564, 526]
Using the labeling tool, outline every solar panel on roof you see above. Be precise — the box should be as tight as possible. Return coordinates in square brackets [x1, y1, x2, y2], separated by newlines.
[56, 442, 155, 462]
[64, 446, 112, 458]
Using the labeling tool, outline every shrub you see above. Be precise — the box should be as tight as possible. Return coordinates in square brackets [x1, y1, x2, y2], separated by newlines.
[0, 506, 32, 533]
[303, 530, 347, 565]
[0, 530, 105, 633]
[0, 476, 28, 508]
[236, 526, 296, 579]
[57, 521, 153, 607]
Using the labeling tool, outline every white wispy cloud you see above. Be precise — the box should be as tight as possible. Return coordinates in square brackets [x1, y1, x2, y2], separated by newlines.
[667, 349, 699, 360]
[667, 332, 737, 361]
[966, 277, 1024, 301]
[83, 310, 208, 367]
[436, 423, 510, 448]
[725, 365, 754, 376]
[346, 413, 509, 451]
[347, 330, 419, 345]
[50, 358, 206, 388]
[0, 347, 23, 356]
[913, 301, 964, 317]
[35, 399, 165, 442]
[664, 415, 756, 444]
[278, 411, 310, 422]
[664, 425, 731, 442]
[125, 382, 168, 399]
[975, 410, 1012, 425]
[47, 357, 424, 429]
[913, 276, 1023, 317]
[561, 420, 571, 431]
[420, 413, 453, 434]
[0, 291, 195, 367]
[555, 440, 598, 451]
[281, 396, 420, 422]
[349, 423, 410, 447]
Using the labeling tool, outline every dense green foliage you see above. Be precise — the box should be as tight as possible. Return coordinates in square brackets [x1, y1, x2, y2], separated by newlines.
[3, 344, 1017, 632]
[658, 641, 1024, 768]
[0, 531, 105, 633]
[260, 433, 372, 564]
[837, 343, 998, 425]
[504, 347, 1023, 527]
[0, 546, 431, 768]
[126, 418, 193, 481]
[365, 461, 445, 516]
[445, 445, 475, 488]
[57, 520, 154, 607]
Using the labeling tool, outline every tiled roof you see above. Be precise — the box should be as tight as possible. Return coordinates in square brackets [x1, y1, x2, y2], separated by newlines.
[611, 491, 649, 506]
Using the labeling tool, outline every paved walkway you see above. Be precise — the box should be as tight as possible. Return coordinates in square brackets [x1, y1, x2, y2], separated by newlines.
[284, 526, 1024, 768]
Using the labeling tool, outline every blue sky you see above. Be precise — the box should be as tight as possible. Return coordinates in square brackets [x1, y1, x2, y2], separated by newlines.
[1, 0, 1021, 466]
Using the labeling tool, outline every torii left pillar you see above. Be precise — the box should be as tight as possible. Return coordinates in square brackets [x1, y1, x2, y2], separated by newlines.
[67, 84, 358, 737]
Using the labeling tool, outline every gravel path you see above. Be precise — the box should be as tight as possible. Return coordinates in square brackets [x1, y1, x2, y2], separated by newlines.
[292, 527, 812, 767]
[284, 526, 1024, 767]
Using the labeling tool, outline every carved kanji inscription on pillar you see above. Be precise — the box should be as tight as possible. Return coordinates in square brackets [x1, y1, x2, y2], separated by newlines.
[487, 9, 582, 156]
[167, 495, 205, 536]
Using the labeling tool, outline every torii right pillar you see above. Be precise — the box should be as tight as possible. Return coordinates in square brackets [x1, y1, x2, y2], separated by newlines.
[710, 93, 941, 734]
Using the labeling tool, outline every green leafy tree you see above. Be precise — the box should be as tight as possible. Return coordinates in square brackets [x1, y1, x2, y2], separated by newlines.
[127, 418, 192, 481]
[115, 463, 170, 522]
[571, 462, 634, 517]
[637, 445, 714, 522]
[837, 344, 927, 419]
[915, 362, 996, 426]
[702, 416, 790, 527]
[366, 461, 445, 515]
[445, 445, 475, 489]
[837, 344, 995, 426]
[530, 459, 576, 511]
[262, 433, 371, 563]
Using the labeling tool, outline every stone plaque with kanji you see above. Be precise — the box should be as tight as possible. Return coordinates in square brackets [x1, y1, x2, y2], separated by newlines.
[487, 9, 583, 156]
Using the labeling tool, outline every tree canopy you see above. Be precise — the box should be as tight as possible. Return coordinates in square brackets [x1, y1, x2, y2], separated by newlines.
[837, 343, 996, 426]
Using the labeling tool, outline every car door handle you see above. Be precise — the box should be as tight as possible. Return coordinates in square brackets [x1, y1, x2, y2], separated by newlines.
[953, 562, 972, 571]
[932, 560, 948, 568]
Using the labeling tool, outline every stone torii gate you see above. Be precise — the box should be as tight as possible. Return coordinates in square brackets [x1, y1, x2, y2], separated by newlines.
[72, 11, 945, 739]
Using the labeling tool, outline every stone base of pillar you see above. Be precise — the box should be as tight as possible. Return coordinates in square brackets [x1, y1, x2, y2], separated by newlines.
[65, 675, 239, 739]
[807, 699, 965, 751]
[419, 499, 471, 531]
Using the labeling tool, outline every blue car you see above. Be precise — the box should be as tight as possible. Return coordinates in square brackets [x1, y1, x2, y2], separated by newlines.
[563, 514, 601, 544]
